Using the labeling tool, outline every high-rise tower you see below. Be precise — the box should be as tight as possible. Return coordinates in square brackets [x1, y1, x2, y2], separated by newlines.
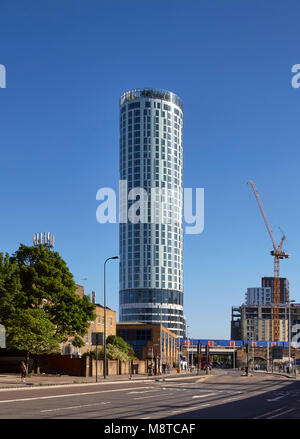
[119, 88, 184, 337]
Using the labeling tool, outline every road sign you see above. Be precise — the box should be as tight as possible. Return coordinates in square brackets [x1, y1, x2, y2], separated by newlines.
[272, 346, 283, 360]
[0, 325, 5, 348]
[91, 332, 104, 346]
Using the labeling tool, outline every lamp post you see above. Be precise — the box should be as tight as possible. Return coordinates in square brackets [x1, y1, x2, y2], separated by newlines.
[187, 326, 190, 371]
[288, 299, 296, 374]
[103, 256, 119, 379]
[160, 291, 163, 375]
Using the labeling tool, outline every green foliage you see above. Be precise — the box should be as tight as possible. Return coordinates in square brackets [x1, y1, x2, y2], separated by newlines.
[0, 253, 23, 323]
[82, 344, 133, 362]
[104, 344, 132, 361]
[72, 335, 85, 348]
[0, 245, 96, 354]
[5, 308, 60, 354]
[106, 334, 134, 355]
[9, 244, 96, 341]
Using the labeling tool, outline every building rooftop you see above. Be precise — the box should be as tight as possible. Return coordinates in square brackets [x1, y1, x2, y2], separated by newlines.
[120, 88, 183, 110]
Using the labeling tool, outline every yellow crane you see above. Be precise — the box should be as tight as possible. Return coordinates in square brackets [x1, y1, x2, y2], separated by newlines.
[247, 180, 290, 341]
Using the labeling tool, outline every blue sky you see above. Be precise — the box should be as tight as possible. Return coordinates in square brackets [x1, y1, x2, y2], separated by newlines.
[0, 0, 299, 339]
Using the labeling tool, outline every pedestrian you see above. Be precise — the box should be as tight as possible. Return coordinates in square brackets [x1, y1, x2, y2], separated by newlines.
[20, 361, 27, 383]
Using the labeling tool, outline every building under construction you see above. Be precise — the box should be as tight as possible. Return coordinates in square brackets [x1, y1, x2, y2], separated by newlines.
[231, 276, 292, 342]
[247, 181, 290, 341]
[231, 303, 289, 342]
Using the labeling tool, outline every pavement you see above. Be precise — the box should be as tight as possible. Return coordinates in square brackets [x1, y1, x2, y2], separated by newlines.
[0, 370, 207, 389]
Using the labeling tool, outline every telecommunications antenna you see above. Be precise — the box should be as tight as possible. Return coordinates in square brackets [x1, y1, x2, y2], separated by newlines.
[33, 232, 55, 249]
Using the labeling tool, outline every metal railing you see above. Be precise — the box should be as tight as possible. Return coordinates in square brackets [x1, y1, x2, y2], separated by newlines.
[120, 88, 183, 110]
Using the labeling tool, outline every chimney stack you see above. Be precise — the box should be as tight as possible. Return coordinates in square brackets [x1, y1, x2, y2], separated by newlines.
[92, 291, 96, 304]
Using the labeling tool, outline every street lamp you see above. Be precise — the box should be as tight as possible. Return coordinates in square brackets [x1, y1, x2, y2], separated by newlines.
[103, 256, 119, 379]
[288, 299, 296, 374]
[187, 326, 190, 371]
[160, 291, 163, 375]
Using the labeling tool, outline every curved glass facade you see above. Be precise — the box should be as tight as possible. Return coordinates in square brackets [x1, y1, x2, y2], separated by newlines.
[119, 88, 184, 336]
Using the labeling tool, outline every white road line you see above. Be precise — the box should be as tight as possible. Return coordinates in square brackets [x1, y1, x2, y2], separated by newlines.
[128, 389, 159, 394]
[267, 408, 295, 419]
[0, 380, 155, 392]
[133, 393, 174, 400]
[0, 386, 152, 404]
[171, 403, 212, 413]
[40, 401, 111, 413]
[221, 398, 239, 402]
[267, 395, 286, 402]
[253, 407, 285, 419]
[192, 394, 216, 399]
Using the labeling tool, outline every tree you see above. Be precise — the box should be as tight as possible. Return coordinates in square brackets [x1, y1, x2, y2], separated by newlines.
[71, 335, 85, 349]
[3, 244, 95, 344]
[106, 335, 134, 355]
[6, 308, 61, 372]
[82, 344, 134, 362]
[0, 253, 23, 323]
[5, 308, 60, 354]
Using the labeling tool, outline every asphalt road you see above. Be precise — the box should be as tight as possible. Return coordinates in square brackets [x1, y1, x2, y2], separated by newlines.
[0, 370, 299, 419]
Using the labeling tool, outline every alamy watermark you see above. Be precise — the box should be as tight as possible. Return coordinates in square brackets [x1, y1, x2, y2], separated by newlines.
[96, 181, 204, 235]
[291, 64, 300, 89]
[0, 64, 6, 88]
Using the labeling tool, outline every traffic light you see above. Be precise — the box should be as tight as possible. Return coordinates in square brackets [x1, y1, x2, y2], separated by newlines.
[245, 343, 249, 354]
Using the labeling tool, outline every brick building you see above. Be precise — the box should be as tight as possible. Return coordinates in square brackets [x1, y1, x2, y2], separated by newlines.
[116, 322, 178, 368]
[61, 285, 116, 356]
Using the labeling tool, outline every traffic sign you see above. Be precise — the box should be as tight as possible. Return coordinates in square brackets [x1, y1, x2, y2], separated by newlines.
[272, 346, 283, 360]
[91, 332, 104, 346]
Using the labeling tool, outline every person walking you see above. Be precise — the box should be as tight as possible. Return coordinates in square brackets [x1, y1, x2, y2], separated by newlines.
[20, 361, 27, 383]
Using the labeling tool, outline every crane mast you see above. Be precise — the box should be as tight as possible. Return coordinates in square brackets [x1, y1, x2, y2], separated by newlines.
[247, 180, 290, 342]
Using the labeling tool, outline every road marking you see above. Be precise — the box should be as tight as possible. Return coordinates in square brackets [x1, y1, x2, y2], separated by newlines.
[0, 380, 155, 392]
[267, 408, 295, 419]
[254, 407, 291, 419]
[192, 394, 216, 399]
[129, 389, 159, 394]
[267, 395, 286, 402]
[40, 401, 111, 413]
[221, 398, 240, 402]
[0, 386, 153, 404]
[134, 393, 174, 400]
[180, 403, 211, 411]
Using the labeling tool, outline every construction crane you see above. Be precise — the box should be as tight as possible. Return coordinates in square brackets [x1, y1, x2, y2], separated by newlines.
[247, 180, 290, 341]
